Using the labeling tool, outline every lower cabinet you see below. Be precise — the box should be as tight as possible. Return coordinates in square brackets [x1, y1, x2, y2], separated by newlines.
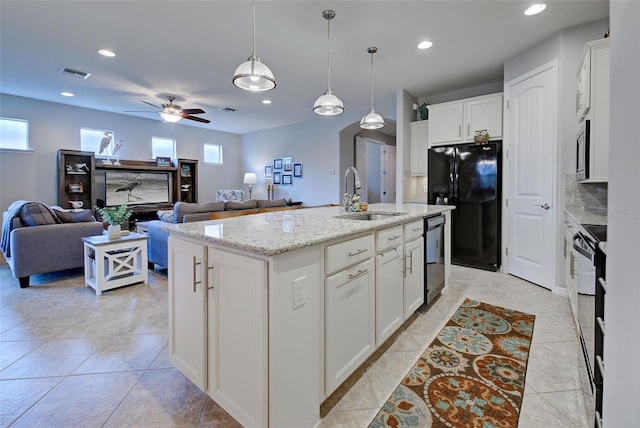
[376, 246, 404, 346]
[168, 236, 207, 390]
[404, 237, 425, 319]
[325, 258, 376, 395]
[208, 247, 267, 428]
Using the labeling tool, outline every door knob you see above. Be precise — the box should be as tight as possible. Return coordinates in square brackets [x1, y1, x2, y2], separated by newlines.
[536, 203, 551, 210]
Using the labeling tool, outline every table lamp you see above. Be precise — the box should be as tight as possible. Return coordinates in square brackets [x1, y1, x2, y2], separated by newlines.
[244, 172, 257, 199]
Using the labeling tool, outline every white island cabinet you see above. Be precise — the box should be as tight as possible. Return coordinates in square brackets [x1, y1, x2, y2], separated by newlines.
[165, 203, 453, 427]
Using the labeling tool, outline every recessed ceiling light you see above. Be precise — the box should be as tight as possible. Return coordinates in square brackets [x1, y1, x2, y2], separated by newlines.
[417, 41, 433, 50]
[262, 99, 272, 104]
[98, 49, 116, 57]
[524, 4, 546, 16]
[60, 91, 74, 97]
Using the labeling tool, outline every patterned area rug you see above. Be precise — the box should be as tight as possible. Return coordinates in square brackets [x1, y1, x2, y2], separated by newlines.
[369, 298, 535, 428]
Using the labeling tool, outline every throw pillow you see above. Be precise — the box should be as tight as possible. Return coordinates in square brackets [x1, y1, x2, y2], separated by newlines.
[52, 208, 96, 223]
[226, 200, 258, 210]
[257, 199, 287, 208]
[157, 209, 174, 223]
[19, 202, 60, 226]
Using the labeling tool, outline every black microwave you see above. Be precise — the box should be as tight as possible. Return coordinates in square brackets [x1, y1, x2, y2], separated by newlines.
[577, 119, 590, 181]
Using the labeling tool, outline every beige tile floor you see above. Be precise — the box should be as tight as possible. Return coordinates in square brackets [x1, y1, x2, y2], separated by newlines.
[0, 263, 592, 427]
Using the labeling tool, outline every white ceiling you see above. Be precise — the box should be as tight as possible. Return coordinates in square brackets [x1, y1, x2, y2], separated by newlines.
[0, 0, 608, 135]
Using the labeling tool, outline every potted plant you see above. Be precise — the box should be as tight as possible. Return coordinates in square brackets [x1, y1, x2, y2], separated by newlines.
[95, 204, 132, 239]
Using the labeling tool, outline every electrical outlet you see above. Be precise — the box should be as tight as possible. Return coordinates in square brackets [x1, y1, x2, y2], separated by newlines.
[293, 277, 306, 309]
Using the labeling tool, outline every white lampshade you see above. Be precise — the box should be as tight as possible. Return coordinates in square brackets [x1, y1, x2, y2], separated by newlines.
[159, 111, 181, 123]
[360, 109, 385, 129]
[233, 56, 276, 92]
[243, 172, 257, 184]
[313, 90, 344, 116]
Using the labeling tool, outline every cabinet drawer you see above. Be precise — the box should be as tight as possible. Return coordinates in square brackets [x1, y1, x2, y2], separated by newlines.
[325, 234, 375, 275]
[404, 220, 424, 242]
[376, 226, 404, 252]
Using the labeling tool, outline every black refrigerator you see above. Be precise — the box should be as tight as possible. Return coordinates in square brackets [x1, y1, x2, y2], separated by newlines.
[428, 142, 502, 271]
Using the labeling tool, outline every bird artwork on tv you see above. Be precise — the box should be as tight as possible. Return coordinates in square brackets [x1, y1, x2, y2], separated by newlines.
[105, 171, 170, 206]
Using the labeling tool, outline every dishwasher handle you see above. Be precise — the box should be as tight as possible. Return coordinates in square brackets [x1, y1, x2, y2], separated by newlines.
[426, 215, 445, 231]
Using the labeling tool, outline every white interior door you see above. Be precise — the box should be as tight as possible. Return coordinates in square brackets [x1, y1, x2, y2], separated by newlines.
[505, 61, 557, 289]
[381, 146, 396, 203]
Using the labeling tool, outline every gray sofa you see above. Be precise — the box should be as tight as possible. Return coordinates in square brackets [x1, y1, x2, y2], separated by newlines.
[148, 199, 291, 269]
[1, 202, 104, 288]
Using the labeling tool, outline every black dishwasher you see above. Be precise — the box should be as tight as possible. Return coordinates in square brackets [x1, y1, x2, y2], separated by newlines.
[424, 214, 446, 308]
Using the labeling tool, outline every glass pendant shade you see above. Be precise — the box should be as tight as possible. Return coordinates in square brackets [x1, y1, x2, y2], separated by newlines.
[233, 54, 276, 91]
[233, 2, 276, 92]
[360, 110, 385, 129]
[159, 111, 181, 123]
[313, 90, 344, 115]
[315, 10, 343, 116]
[360, 46, 384, 129]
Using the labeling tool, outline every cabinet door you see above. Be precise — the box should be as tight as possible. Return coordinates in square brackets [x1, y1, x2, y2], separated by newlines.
[208, 247, 268, 428]
[428, 102, 464, 145]
[577, 49, 591, 121]
[404, 238, 424, 319]
[464, 94, 503, 141]
[410, 121, 429, 175]
[375, 247, 404, 346]
[168, 236, 207, 390]
[325, 258, 375, 395]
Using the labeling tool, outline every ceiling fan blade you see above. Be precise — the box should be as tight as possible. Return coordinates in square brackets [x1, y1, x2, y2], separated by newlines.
[181, 108, 205, 115]
[123, 110, 155, 113]
[184, 115, 210, 124]
[141, 100, 162, 109]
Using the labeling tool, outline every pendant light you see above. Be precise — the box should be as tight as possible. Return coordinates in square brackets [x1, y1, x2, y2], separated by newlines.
[360, 47, 385, 129]
[233, 1, 276, 92]
[313, 9, 344, 115]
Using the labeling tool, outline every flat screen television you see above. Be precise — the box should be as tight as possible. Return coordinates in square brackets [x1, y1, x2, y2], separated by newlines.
[105, 170, 170, 207]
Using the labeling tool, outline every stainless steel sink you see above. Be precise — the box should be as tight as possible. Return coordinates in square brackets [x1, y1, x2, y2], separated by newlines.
[335, 211, 406, 221]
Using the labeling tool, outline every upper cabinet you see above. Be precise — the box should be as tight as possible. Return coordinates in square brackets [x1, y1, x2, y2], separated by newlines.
[428, 93, 503, 146]
[579, 38, 610, 182]
[410, 120, 429, 176]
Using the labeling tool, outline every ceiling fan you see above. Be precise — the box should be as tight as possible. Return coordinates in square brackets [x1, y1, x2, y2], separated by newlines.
[125, 96, 210, 124]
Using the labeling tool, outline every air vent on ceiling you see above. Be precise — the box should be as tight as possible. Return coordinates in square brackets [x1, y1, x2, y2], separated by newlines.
[218, 107, 236, 112]
[59, 67, 91, 79]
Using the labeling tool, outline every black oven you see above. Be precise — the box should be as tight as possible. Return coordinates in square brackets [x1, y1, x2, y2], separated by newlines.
[577, 119, 590, 181]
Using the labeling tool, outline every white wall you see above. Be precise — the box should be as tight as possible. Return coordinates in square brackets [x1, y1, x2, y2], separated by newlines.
[0, 94, 241, 211]
[603, 1, 640, 425]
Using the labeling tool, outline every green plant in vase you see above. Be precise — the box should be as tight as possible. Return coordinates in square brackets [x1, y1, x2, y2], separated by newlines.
[95, 204, 132, 238]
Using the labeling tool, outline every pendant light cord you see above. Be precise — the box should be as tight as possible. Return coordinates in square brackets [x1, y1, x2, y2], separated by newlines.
[252, 1, 256, 56]
[327, 17, 332, 93]
[369, 51, 374, 109]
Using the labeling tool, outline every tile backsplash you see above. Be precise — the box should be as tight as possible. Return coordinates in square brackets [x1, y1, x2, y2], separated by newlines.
[404, 173, 427, 203]
[565, 173, 608, 222]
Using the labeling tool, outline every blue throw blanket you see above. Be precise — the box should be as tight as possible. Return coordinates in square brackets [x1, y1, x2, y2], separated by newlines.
[0, 201, 59, 258]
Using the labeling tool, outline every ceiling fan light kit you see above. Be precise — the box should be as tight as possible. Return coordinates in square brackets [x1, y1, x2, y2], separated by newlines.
[313, 9, 344, 116]
[360, 46, 385, 129]
[233, 1, 276, 92]
[159, 111, 182, 123]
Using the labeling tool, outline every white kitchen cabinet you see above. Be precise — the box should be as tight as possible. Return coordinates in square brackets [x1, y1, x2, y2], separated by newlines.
[410, 120, 429, 175]
[168, 236, 208, 390]
[576, 49, 591, 122]
[375, 246, 404, 346]
[208, 247, 267, 428]
[428, 93, 503, 146]
[564, 217, 579, 326]
[325, 257, 376, 395]
[579, 38, 610, 182]
[403, 237, 424, 319]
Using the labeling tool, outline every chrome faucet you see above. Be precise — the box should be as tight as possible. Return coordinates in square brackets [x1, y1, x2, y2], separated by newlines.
[343, 167, 362, 211]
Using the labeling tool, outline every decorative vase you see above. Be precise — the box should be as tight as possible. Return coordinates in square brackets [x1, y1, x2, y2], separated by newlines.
[107, 224, 121, 239]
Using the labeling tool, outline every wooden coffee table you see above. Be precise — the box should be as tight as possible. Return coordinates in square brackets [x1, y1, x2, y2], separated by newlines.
[82, 232, 148, 295]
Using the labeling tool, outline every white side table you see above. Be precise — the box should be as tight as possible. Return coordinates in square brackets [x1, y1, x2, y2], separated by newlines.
[82, 232, 149, 295]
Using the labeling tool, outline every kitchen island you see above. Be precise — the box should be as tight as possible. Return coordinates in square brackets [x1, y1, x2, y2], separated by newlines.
[164, 203, 453, 427]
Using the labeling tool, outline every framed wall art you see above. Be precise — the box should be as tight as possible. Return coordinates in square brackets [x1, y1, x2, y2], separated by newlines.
[265, 165, 273, 178]
[273, 158, 283, 169]
[273, 171, 281, 184]
[282, 174, 292, 185]
[283, 156, 293, 171]
[293, 163, 302, 177]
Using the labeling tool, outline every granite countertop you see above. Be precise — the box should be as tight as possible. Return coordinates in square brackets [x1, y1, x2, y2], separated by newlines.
[564, 203, 607, 226]
[163, 203, 454, 256]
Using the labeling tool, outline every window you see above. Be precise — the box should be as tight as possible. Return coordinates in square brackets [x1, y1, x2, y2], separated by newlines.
[204, 143, 223, 165]
[81, 128, 115, 156]
[152, 136, 175, 159]
[0, 117, 29, 150]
